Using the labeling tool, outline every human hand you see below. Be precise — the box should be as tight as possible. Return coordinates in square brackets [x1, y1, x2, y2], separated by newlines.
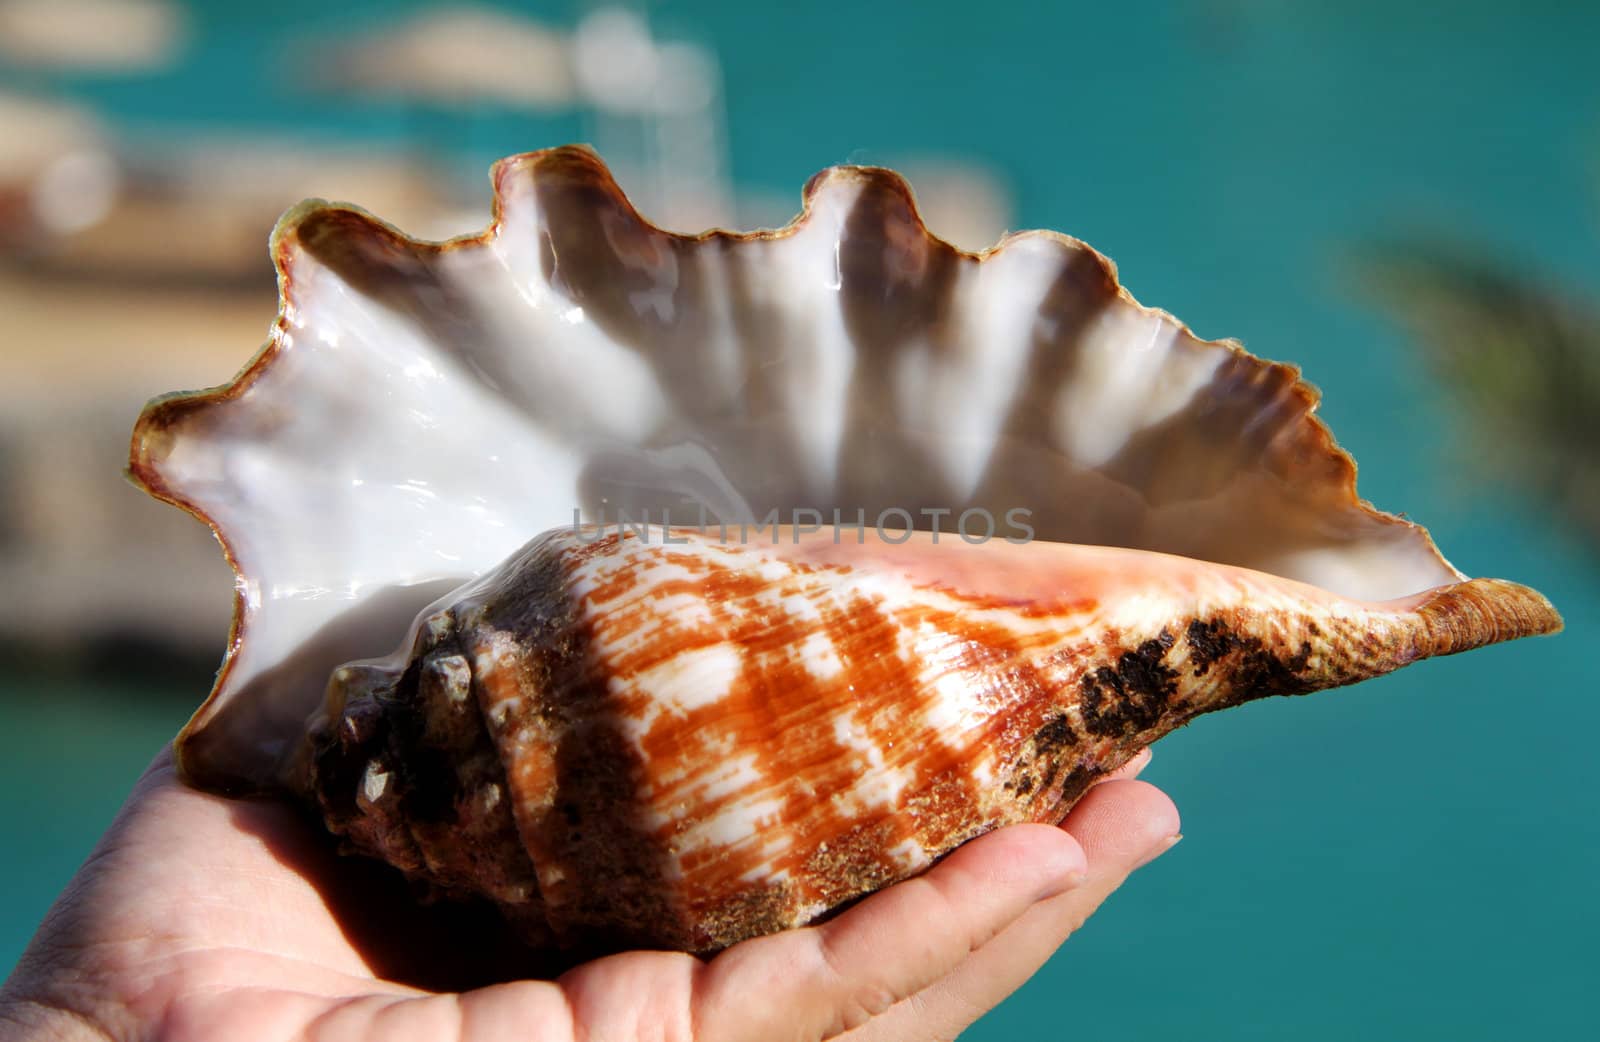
[0, 746, 1178, 1042]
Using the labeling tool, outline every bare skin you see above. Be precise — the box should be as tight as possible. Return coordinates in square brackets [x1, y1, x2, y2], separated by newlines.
[0, 747, 1179, 1042]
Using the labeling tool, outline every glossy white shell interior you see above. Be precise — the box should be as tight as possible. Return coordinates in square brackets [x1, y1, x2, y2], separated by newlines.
[133, 147, 1462, 787]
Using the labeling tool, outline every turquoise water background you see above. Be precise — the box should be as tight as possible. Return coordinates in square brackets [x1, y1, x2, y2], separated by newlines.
[4, 1, 1597, 1037]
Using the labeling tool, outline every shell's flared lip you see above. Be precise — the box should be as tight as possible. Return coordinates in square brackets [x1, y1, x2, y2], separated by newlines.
[126, 144, 1531, 791]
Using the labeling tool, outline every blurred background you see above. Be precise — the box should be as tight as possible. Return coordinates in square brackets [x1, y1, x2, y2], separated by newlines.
[1, 0, 1595, 1037]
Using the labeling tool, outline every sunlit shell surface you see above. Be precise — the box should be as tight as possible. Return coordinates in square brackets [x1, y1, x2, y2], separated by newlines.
[131, 146, 1560, 953]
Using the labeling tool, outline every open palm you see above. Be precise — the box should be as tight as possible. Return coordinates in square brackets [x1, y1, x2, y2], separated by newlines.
[1, 747, 1177, 1042]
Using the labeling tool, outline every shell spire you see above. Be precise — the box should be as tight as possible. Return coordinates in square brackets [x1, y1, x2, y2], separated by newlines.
[299, 525, 1559, 954]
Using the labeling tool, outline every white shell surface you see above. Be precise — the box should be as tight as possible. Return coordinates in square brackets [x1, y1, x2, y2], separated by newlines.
[132, 146, 1464, 788]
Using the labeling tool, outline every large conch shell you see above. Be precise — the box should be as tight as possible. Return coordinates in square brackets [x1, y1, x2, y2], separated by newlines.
[130, 146, 1560, 954]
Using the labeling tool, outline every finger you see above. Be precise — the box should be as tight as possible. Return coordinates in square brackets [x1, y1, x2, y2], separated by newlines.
[840, 779, 1180, 1042]
[690, 822, 1090, 1042]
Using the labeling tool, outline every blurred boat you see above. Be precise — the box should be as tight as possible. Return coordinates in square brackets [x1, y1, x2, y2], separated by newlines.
[0, 0, 185, 73]
[301, 4, 576, 110]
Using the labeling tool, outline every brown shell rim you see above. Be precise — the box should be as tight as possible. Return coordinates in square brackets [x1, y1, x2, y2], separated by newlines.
[125, 143, 1464, 785]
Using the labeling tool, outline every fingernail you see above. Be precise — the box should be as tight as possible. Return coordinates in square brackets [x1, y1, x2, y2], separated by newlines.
[1134, 833, 1182, 871]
